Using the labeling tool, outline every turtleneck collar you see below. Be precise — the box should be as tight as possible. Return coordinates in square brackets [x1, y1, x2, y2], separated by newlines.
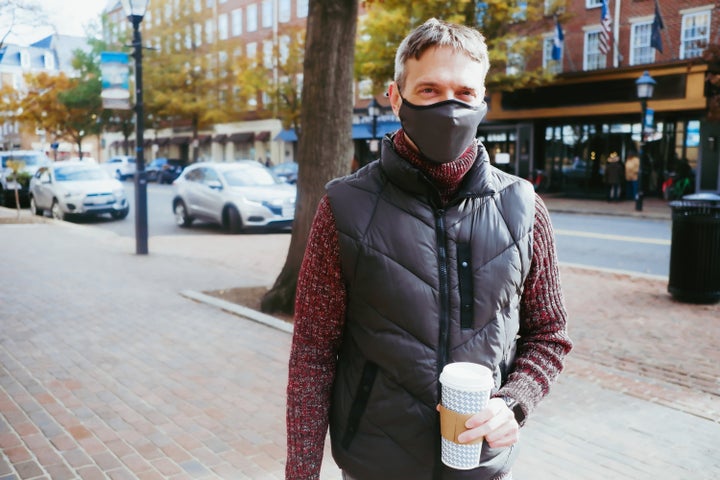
[392, 129, 478, 203]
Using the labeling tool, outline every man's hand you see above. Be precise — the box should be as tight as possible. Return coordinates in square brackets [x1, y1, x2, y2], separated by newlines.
[456, 397, 519, 448]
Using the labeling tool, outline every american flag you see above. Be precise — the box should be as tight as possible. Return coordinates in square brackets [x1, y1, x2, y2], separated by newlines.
[599, 0, 612, 55]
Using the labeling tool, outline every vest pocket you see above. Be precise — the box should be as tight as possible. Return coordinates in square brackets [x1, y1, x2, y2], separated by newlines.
[341, 361, 378, 449]
[457, 243, 474, 329]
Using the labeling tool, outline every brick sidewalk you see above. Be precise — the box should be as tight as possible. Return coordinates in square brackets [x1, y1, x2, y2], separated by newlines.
[1, 206, 719, 479]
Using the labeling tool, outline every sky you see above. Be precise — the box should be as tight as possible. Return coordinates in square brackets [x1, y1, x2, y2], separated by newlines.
[5, 0, 108, 45]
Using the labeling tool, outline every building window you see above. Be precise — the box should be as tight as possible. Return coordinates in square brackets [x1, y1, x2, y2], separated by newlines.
[218, 13, 228, 40]
[263, 40, 273, 68]
[279, 0, 291, 22]
[206, 0, 214, 8]
[630, 21, 654, 65]
[19, 50, 30, 68]
[297, 0, 308, 18]
[584, 30, 606, 70]
[205, 19, 214, 43]
[542, 36, 561, 74]
[586, 0, 601, 8]
[232, 9, 242, 36]
[512, 1, 527, 22]
[195, 23, 203, 47]
[43, 53, 55, 70]
[279, 34, 290, 63]
[505, 39, 525, 76]
[185, 26, 193, 49]
[262, 0, 273, 28]
[247, 42, 257, 60]
[194, 0, 201, 12]
[247, 3, 258, 32]
[681, 9, 711, 59]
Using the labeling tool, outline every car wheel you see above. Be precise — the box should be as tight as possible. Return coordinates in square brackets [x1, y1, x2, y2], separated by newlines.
[174, 200, 193, 227]
[226, 206, 243, 234]
[51, 200, 66, 221]
[29, 196, 44, 216]
[111, 208, 129, 220]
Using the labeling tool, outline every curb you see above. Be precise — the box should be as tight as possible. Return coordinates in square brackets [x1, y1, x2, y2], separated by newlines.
[180, 289, 294, 334]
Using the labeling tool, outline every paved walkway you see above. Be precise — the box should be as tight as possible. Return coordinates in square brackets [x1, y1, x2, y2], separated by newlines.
[1, 195, 718, 480]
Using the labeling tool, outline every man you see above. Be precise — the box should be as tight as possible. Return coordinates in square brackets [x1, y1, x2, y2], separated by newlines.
[286, 18, 572, 480]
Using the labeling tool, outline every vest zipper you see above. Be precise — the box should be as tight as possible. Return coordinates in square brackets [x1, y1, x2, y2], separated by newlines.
[434, 209, 450, 480]
[435, 209, 450, 372]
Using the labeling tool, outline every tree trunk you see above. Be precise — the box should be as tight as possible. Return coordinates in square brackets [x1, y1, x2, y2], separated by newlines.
[261, 0, 358, 315]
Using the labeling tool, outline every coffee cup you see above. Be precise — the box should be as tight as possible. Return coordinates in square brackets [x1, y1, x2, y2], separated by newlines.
[438, 362, 494, 470]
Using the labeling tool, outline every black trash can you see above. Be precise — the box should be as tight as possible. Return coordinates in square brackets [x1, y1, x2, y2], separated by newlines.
[668, 193, 720, 303]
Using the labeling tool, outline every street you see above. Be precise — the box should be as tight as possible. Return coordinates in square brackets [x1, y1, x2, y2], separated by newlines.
[81, 182, 673, 277]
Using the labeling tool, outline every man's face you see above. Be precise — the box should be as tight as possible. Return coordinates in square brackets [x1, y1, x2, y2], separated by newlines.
[389, 45, 486, 114]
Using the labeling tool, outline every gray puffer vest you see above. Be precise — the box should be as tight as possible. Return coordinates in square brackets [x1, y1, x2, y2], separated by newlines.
[326, 136, 535, 480]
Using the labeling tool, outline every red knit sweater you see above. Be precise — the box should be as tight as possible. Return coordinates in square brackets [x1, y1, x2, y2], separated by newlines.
[286, 132, 572, 479]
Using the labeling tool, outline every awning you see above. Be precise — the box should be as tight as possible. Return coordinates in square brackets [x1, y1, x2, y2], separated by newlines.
[155, 137, 170, 146]
[199, 134, 212, 145]
[229, 132, 254, 142]
[213, 134, 228, 143]
[352, 121, 401, 139]
[255, 131, 271, 141]
[170, 136, 191, 145]
[275, 129, 297, 142]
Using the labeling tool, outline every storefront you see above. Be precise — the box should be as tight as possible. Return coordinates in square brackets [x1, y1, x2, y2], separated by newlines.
[481, 62, 719, 198]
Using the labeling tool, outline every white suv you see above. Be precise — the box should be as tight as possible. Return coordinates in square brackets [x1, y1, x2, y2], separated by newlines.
[102, 155, 136, 180]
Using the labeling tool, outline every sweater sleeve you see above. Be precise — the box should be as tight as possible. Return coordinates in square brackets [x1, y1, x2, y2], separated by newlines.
[494, 194, 573, 425]
[286, 196, 346, 480]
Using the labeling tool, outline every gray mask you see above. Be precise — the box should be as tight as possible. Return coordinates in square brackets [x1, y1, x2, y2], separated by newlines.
[399, 97, 487, 164]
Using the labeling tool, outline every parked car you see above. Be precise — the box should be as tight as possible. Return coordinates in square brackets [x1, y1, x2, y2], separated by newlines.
[172, 161, 296, 233]
[29, 161, 129, 221]
[101, 155, 136, 180]
[270, 161, 298, 184]
[147, 157, 185, 184]
[0, 150, 51, 207]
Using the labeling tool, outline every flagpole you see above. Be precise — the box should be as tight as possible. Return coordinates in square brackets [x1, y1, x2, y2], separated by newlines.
[613, 0, 621, 67]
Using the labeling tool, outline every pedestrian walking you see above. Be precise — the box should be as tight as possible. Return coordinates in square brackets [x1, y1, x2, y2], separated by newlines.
[604, 152, 625, 201]
[286, 18, 572, 480]
[625, 151, 640, 200]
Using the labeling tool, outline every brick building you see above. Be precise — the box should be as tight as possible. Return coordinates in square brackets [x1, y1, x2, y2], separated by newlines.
[483, 0, 720, 196]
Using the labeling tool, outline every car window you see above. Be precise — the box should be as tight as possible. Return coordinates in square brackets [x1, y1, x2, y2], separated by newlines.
[202, 168, 220, 185]
[55, 166, 109, 182]
[184, 168, 204, 183]
[223, 167, 276, 187]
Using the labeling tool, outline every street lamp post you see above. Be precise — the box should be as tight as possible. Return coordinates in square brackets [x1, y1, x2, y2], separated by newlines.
[368, 98, 379, 153]
[635, 70, 656, 212]
[122, 0, 149, 254]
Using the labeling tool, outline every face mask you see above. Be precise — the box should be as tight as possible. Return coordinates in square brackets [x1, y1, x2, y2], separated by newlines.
[398, 97, 487, 164]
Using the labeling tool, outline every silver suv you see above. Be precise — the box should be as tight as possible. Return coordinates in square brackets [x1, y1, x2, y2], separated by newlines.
[101, 155, 136, 180]
[0, 150, 51, 207]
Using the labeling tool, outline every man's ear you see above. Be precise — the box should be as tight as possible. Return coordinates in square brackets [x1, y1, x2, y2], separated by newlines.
[388, 82, 402, 116]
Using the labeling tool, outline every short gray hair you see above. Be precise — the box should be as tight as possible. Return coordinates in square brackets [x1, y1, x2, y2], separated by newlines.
[394, 18, 490, 90]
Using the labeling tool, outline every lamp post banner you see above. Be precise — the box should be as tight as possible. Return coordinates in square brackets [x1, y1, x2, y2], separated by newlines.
[100, 52, 131, 110]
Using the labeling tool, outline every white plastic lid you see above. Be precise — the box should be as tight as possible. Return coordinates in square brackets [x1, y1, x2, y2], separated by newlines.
[439, 362, 494, 392]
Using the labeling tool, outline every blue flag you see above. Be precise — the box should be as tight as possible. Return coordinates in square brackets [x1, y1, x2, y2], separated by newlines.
[650, 0, 664, 53]
[551, 17, 564, 61]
